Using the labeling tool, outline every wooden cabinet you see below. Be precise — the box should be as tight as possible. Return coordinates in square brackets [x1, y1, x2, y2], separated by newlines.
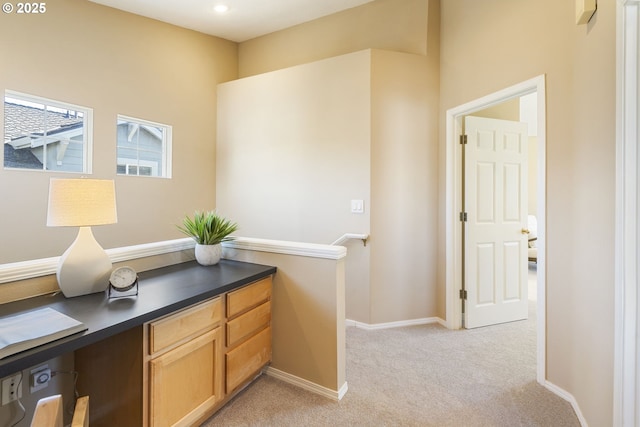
[226, 301, 270, 348]
[146, 298, 223, 427]
[75, 327, 144, 427]
[149, 297, 222, 353]
[74, 275, 272, 427]
[145, 277, 272, 426]
[226, 326, 271, 392]
[225, 277, 272, 393]
[226, 277, 271, 318]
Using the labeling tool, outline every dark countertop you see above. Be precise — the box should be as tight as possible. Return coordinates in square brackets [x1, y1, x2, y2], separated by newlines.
[0, 259, 277, 377]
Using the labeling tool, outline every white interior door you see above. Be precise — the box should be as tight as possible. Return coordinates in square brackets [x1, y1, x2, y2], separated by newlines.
[464, 116, 529, 329]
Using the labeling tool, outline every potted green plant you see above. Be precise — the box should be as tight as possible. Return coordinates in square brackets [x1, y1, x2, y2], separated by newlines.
[178, 210, 238, 265]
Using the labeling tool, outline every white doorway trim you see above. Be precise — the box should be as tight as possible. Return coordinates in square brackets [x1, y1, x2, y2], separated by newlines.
[614, 0, 640, 425]
[444, 75, 547, 384]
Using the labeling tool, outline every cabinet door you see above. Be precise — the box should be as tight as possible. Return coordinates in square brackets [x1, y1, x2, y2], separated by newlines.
[149, 328, 222, 427]
[226, 326, 272, 393]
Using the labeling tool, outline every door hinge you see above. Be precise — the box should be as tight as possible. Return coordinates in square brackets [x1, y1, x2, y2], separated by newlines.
[459, 212, 468, 222]
[459, 289, 468, 300]
[460, 134, 468, 145]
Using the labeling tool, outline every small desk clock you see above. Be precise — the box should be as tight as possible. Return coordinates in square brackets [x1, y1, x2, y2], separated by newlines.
[108, 266, 139, 298]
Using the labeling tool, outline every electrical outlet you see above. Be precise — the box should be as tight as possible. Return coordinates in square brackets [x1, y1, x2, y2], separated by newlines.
[1, 373, 22, 405]
[30, 365, 51, 393]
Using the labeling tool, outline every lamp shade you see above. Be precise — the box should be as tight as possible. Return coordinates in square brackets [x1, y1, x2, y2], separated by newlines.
[47, 178, 117, 227]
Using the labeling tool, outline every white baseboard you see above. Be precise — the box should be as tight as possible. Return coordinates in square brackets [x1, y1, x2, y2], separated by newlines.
[264, 366, 348, 401]
[345, 317, 446, 330]
[543, 380, 588, 426]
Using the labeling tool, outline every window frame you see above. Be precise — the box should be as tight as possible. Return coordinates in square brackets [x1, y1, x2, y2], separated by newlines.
[116, 114, 172, 179]
[3, 90, 93, 174]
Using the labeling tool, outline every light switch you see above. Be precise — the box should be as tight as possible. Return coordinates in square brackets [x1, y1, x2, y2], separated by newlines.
[351, 199, 364, 214]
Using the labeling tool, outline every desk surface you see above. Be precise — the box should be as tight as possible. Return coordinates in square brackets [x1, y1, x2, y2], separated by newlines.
[0, 259, 276, 377]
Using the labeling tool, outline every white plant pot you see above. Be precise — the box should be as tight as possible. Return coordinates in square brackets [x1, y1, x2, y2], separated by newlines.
[195, 243, 222, 266]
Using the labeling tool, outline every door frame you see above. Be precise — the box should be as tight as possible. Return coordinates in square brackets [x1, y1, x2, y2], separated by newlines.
[614, 0, 640, 424]
[444, 75, 547, 384]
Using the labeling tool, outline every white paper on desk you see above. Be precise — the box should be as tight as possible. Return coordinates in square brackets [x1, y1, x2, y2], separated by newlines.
[0, 307, 87, 359]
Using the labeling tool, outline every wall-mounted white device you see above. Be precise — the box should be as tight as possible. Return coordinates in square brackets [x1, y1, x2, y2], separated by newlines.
[576, 0, 596, 25]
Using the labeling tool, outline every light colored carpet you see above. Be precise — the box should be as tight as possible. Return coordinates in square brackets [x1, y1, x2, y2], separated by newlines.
[202, 265, 579, 426]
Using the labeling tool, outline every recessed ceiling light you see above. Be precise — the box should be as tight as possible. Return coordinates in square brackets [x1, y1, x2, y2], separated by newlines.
[214, 4, 229, 13]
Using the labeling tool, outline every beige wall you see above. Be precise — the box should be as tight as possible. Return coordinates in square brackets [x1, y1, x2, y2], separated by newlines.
[473, 98, 520, 121]
[0, 0, 237, 265]
[217, 50, 372, 324]
[217, 51, 372, 244]
[217, 47, 438, 325]
[231, 0, 439, 325]
[238, 0, 430, 78]
[440, 1, 615, 425]
[369, 49, 439, 323]
[222, 246, 346, 393]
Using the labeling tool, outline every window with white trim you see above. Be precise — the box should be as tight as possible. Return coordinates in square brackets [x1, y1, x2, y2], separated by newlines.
[116, 115, 172, 178]
[3, 91, 93, 173]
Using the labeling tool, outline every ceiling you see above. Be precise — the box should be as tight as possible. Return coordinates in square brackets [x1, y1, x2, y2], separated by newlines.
[88, 0, 375, 42]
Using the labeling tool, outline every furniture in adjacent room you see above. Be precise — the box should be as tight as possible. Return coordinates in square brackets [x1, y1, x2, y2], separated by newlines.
[528, 215, 538, 263]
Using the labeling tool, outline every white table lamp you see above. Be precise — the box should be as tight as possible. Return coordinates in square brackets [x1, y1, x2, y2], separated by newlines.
[47, 178, 117, 298]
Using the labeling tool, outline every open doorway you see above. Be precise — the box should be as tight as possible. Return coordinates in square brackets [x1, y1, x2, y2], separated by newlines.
[444, 75, 547, 384]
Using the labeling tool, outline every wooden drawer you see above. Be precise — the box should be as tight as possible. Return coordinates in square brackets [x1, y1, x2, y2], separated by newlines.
[226, 326, 271, 393]
[226, 301, 271, 348]
[226, 277, 271, 318]
[149, 297, 222, 354]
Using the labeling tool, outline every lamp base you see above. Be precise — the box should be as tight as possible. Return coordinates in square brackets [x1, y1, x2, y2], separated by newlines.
[57, 227, 112, 298]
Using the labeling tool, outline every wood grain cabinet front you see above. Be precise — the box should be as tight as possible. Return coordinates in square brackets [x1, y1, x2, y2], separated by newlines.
[148, 327, 222, 427]
[224, 277, 272, 394]
[226, 326, 271, 392]
[146, 297, 223, 427]
[149, 297, 222, 354]
[226, 301, 271, 348]
[73, 275, 273, 427]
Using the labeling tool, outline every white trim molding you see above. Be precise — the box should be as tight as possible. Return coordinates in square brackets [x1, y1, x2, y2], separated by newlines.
[331, 233, 369, 246]
[544, 381, 588, 426]
[345, 317, 446, 330]
[0, 238, 196, 284]
[265, 366, 348, 401]
[614, 1, 640, 425]
[223, 236, 347, 260]
[0, 236, 348, 285]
